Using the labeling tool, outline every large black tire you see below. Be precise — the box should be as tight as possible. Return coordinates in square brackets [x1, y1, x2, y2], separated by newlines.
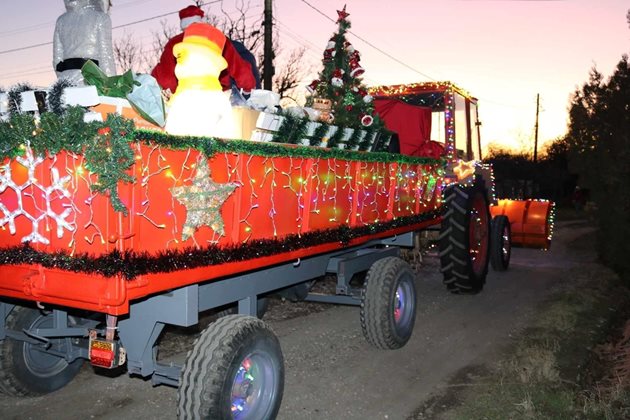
[360, 257, 416, 350]
[0, 307, 84, 396]
[490, 215, 511, 271]
[439, 182, 491, 293]
[178, 315, 284, 420]
[215, 297, 269, 319]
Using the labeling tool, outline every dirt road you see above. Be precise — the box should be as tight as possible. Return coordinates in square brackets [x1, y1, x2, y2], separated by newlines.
[0, 221, 594, 419]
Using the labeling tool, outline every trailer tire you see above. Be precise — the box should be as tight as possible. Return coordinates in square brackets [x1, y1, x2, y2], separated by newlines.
[178, 315, 284, 420]
[360, 257, 416, 350]
[439, 182, 490, 293]
[0, 307, 84, 396]
[490, 215, 511, 271]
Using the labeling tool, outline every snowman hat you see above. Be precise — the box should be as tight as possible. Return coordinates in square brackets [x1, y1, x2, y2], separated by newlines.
[179, 5, 205, 30]
[173, 22, 227, 69]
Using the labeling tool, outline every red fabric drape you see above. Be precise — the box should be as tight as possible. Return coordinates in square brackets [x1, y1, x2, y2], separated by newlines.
[374, 99, 437, 157]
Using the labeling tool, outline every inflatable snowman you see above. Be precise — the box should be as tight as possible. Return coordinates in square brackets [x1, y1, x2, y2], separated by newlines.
[164, 22, 236, 138]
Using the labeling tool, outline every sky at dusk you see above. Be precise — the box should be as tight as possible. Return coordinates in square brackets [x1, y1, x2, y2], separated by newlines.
[0, 0, 628, 153]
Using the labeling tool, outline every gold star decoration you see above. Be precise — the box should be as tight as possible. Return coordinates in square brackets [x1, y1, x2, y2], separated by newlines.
[170, 158, 239, 241]
[453, 159, 477, 182]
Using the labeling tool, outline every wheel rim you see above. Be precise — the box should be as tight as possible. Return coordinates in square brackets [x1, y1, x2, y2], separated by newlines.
[469, 194, 489, 275]
[230, 350, 279, 419]
[393, 276, 415, 335]
[501, 224, 511, 263]
[22, 313, 72, 378]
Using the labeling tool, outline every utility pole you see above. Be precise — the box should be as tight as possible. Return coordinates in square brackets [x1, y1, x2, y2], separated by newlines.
[533, 93, 540, 164]
[263, 0, 274, 90]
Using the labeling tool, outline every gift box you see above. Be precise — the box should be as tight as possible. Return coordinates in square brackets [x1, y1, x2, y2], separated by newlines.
[91, 96, 161, 130]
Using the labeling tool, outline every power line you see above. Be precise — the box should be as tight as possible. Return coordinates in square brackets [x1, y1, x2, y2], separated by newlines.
[298, 0, 437, 81]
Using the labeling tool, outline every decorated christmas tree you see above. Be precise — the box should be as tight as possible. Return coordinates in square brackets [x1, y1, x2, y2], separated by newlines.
[306, 5, 381, 148]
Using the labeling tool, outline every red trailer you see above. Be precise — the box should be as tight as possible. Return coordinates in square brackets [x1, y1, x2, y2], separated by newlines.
[0, 81, 552, 418]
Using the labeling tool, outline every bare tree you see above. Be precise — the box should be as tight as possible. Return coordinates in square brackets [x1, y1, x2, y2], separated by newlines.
[114, 0, 307, 101]
[113, 31, 149, 74]
[146, 19, 178, 71]
[274, 47, 310, 103]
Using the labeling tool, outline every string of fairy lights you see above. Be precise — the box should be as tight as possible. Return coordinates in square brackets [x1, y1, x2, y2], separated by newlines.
[1, 139, 444, 257]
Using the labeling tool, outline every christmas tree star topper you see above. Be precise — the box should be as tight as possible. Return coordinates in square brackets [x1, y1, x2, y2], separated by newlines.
[337, 5, 349, 22]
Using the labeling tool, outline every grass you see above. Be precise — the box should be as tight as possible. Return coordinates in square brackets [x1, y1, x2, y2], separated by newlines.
[412, 254, 630, 419]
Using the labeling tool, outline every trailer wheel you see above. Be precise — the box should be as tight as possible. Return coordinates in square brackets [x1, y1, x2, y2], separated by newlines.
[439, 182, 490, 293]
[0, 307, 84, 396]
[360, 257, 416, 350]
[490, 215, 511, 271]
[178, 315, 284, 420]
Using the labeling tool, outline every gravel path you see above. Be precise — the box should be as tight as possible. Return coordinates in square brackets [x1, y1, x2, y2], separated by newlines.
[0, 221, 592, 419]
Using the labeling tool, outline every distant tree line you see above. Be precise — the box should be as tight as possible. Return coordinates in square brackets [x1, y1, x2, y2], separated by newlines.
[484, 142, 576, 205]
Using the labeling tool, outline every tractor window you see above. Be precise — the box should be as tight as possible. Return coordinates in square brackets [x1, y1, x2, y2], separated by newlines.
[454, 93, 468, 157]
[470, 102, 482, 160]
[431, 111, 445, 144]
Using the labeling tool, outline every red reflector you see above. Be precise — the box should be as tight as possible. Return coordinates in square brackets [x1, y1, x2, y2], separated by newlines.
[90, 339, 116, 369]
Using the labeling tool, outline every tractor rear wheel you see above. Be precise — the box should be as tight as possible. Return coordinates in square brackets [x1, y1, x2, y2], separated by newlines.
[439, 182, 491, 293]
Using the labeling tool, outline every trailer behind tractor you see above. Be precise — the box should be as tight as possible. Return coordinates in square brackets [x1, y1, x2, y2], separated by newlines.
[0, 81, 552, 418]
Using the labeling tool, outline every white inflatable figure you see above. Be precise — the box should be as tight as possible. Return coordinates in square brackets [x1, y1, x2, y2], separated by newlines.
[165, 22, 236, 139]
[53, 0, 116, 85]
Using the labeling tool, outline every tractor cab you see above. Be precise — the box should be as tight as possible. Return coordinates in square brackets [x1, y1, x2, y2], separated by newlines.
[371, 81, 554, 254]
[370, 81, 482, 162]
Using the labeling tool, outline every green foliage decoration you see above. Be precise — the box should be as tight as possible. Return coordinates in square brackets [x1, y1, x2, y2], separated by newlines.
[325, 124, 346, 149]
[0, 108, 136, 215]
[345, 126, 363, 150]
[1, 111, 443, 215]
[47, 79, 74, 115]
[134, 129, 442, 166]
[82, 113, 136, 215]
[272, 112, 308, 144]
[310, 122, 329, 146]
[0, 113, 36, 158]
[7, 83, 34, 116]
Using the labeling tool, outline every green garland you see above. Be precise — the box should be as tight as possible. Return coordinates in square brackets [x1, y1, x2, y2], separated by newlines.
[1, 111, 444, 216]
[1, 108, 136, 214]
[271, 112, 308, 144]
[83, 113, 136, 214]
[310, 122, 330, 146]
[7, 83, 34, 116]
[133, 129, 442, 165]
[358, 125, 376, 151]
[345, 126, 363, 150]
[47, 79, 74, 115]
[325, 124, 346, 149]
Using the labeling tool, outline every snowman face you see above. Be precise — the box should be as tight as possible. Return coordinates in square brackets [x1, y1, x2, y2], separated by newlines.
[174, 46, 225, 80]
